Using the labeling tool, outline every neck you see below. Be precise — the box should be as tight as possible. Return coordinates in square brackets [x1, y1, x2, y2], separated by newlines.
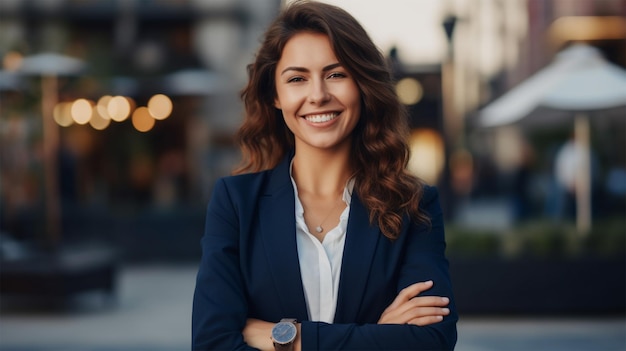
[291, 146, 353, 197]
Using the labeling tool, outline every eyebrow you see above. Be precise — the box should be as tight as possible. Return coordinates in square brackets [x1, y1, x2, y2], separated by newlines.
[280, 63, 342, 76]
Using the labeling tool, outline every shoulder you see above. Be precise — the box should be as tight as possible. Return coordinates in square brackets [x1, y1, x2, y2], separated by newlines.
[418, 184, 442, 218]
[206, 171, 273, 220]
[212, 163, 292, 199]
[213, 170, 271, 199]
[419, 184, 439, 205]
[215, 154, 293, 198]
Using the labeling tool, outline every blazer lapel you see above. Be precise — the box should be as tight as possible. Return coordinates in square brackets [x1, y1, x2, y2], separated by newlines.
[258, 156, 309, 321]
[333, 193, 381, 323]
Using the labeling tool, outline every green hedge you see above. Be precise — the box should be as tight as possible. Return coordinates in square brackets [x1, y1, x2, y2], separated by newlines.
[445, 217, 626, 259]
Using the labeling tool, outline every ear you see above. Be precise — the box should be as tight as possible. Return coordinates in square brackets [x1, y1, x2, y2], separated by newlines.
[274, 97, 281, 110]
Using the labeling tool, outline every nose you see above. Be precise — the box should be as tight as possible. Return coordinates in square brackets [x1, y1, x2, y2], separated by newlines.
[308, 79, 330, 105]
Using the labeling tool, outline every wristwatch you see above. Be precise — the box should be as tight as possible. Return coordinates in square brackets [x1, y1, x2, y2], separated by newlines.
[271, 318, 297, 351]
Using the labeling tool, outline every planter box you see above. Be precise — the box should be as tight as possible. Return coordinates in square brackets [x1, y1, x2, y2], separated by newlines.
[0, 244, 118, 299]
[450, 256, 626, 315]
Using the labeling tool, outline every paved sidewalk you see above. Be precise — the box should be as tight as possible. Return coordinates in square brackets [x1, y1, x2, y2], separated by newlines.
[1, 264, 195, 351]
[456, 317, 625, 351]
[0, 264, 624, 351]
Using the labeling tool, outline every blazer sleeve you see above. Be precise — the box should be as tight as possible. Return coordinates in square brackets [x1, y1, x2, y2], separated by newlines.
[300, 187, 458, 351]
[192, 178, 257, 351]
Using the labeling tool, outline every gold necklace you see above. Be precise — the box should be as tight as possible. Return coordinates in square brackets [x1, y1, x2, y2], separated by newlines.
[313, 198, 344, 233]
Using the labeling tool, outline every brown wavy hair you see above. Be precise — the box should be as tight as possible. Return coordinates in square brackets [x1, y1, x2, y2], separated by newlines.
[235, 0, 427, 239]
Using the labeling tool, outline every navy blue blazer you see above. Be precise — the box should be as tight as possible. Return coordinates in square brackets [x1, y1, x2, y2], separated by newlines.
[192, 155, 458, 350]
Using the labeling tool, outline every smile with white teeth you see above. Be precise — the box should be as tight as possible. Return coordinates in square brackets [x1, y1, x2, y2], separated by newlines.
[304, 112, 339, 123]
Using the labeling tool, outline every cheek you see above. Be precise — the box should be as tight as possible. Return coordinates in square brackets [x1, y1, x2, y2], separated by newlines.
[275, 90, 297, 112]
[281, 110, 297, 132]
[345, 90, 362, 117]
[342, 83, 362, 109]
[273, 89, 283, 110]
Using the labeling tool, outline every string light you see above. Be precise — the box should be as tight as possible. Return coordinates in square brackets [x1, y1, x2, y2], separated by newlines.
[132, 106, 155, 132]
[53, 102, 73, 127]
[108, 95, 132, 122]
[51, 94, 173, 131]
[147, 94, 173, 120]
[71, 98, 93, 125]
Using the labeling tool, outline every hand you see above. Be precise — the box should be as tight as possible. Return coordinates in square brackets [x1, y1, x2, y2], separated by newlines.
[243, 318, 302, 351]
[378, 280, 450, 326]
[243, 318, 275, 351]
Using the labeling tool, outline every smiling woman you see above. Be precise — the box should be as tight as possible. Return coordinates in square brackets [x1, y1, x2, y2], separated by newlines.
[192, 1, 457, 350]
[274, 32, 361, 153]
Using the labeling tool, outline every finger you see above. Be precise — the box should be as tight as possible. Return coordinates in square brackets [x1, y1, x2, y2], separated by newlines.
[403, 280, 434, 298]
[380, 300, 450, 325]
[410, 307, 450, 318]
[406, 307, 450, 326]
[409, 296, 450, 307]
[408, 315, 445, 327]
[389, 296, 449, 319]
[385, 306, 446, 326]
[387, 281, 434, 310]
[399, 305, 450, 323]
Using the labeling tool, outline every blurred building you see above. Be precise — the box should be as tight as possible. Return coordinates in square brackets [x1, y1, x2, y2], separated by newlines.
[434, 0, 626, 225]
[0, 0, 281, 261]
[1, 0, 625, 262]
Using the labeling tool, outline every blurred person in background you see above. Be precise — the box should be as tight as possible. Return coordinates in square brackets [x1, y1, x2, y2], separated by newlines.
[548, 132, 599, 222]
[511, 138, 535, 222]
[192, 1, 457, 350]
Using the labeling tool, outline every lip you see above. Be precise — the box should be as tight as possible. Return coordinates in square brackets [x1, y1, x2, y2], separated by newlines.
[301, 111, 341, 125]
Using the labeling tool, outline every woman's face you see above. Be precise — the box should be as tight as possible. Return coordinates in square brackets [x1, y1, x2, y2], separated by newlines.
[274, 32, 361, 153]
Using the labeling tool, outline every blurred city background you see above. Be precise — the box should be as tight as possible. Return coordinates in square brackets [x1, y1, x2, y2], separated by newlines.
[0, 0, 624, 350]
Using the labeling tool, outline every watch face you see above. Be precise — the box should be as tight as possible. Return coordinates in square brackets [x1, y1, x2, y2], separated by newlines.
[272, 321, 297, 344]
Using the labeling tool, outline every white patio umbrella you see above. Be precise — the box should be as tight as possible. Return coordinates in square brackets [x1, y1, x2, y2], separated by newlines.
[18, 52, 86, 76]
[479, 44, 626, 234]
[0, 70, 25, 91]
[17, 52, 86, 247]
[162, 68, 228, 96]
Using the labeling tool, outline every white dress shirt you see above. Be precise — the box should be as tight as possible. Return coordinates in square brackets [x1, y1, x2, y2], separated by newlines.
[290, 165, 353, 323]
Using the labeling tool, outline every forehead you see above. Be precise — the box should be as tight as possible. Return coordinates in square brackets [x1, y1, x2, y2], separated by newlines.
[277, 32, 338, 68]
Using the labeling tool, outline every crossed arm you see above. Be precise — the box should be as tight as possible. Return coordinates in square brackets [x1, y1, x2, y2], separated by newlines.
[243, 280, 451, 351]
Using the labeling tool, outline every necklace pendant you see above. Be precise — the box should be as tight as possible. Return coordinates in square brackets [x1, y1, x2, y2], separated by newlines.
[315, 226, 323, 233]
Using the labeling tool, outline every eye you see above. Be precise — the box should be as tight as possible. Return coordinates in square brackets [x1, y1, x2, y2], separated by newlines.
[327, 72, 347, 79]
[286, 76, 305, 83]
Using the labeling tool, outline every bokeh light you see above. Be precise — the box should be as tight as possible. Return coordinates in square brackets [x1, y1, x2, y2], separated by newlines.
[71, 98, 93, 125]
[3, 51, 23, 71]
[395, 77, 423, 105]
[107, 95, 133, 122]
[408, 129, 445, 184]
[96, 95, 113, 120]
[147, 94, 173, 120]
[89, 104, 111, 130]
[53, 102, 74, 127]
[132, 106, 155, 132]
